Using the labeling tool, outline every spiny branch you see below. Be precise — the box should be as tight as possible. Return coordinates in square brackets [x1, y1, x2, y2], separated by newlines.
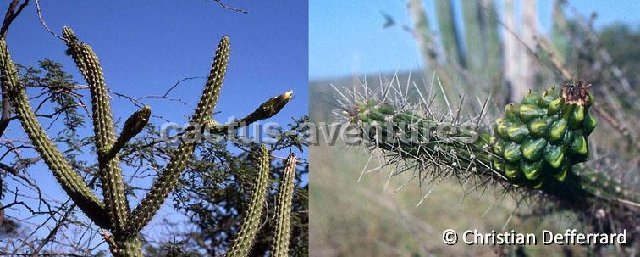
[63, 27, 130, 235]
[227, 145, 271, 257]
[125, 35, 230, 237]
[210, 91, 293, 133]
[272, 153, 297, 257]
[1, 39, 110, 229]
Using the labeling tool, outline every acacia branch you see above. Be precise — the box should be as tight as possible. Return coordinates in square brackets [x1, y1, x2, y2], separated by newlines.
[211, 0, 247, 14]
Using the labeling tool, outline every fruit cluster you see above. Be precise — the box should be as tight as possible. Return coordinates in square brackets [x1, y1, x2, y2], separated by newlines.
[492, 81, 597, 189]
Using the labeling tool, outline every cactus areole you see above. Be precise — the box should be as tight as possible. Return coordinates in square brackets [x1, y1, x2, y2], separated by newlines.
[492, 80, 595, 190]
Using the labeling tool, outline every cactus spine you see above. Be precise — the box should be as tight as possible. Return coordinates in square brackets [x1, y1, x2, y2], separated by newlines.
[272, 154, 297, 257]
[1, 26, 293, 256]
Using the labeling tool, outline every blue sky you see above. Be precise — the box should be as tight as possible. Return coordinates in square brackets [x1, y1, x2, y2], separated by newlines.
[3, 0, 307, 252]
[310, 0, 640, 80]
[10, 1, 308, 124]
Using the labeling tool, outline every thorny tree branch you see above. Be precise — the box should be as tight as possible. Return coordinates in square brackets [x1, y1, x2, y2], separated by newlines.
[30, 201, 77, 256]
[211, 0, 248, 14]
[0, 0, 29, 38]
[108, 76, 206, 109]
[34, 0, 63, 42]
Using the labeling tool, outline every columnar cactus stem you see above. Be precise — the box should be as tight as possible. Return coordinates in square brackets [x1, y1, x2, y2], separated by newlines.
[191, 36, 229, 124]
[62, 27, 130, 234]
[434, 0, 463, 66]
[227, 145, 271, 257]
[480, 0, 503, 93]
[3, 24, 294, 256]
[272, 154, 297, 257]
[343, 80, 640, 233]
[125, 36, 230, 236]
[462, 0, 484, 75]
[406, 0, 455, 103]
[231, 90, 292, 126]
[0, 40, 111, 228]
[113, 237, 142, 257]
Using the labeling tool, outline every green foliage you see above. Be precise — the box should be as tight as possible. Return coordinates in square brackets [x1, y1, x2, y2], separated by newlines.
[144, 241, 203, 257]
[18, 59, 85, 130]
[166, 118, 309, 257]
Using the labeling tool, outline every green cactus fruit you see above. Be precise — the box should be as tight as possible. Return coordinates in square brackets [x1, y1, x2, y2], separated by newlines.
[505, 103, 520, 121]
[504, 164, 519, 179]
[506, 123, 529, 143]
[583, 113, 597, 135]
[492, 81, 596, 189]
[521, 137, 546, 161]
[520, 160, 543, 180]
[527, 117, 553, 137]
[503, 142, 523, 163]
